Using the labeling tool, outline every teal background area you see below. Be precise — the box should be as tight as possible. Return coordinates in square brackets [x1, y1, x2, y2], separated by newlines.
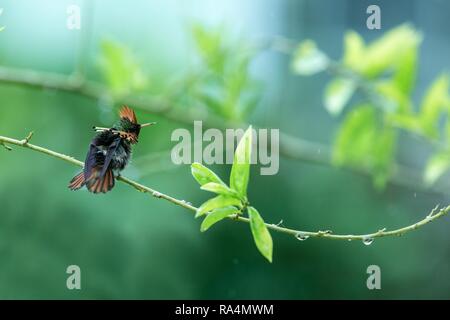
[0, 0, 449, 299]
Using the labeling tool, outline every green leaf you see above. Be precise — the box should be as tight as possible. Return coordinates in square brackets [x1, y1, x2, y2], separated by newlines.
[191, 25, 261, 122]
[291, 40, 329, 75]
[192, 24, 227, 74]
[342, 25, 421, 78]
[191, 162, 227, 187]
[424, 152, 450, 186]
[359, 24, 422, 78]
[99, 39, 148, 96]
[248, 207, 273, 263]
[333, 105, 396, 189]
[393, 45, 418, 94]
[196, 195, 242, 218]
[419, 74, 450, 138]
[324, 78, 356, 116]
[196, 92, 226, 118]
[230, 126, 253, 198]
[342, 31, 365, 71]
[200, 182, 240, 198]
[387, 112, 422, 134]
[333, 105, 376, 166]
[371, 126, 396, 189]
[375, 81, 412, 114]
[200, 207, 239, 232]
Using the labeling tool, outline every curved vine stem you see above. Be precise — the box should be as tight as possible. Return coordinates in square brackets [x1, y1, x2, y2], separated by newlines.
[1, 133, 449, 242]
[1, 66, 448, 196]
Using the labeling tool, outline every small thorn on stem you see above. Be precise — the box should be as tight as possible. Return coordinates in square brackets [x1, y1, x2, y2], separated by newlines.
[1, 142, 12, 151]
[23, 131, 34, 144]
[427, 204, 440, 218]
[275, 219, 284, 227]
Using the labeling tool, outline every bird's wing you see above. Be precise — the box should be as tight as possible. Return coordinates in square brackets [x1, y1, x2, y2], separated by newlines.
[100, 136, 122, 178]
[84, 142, 103, 181]
[84, 130, 118, 180]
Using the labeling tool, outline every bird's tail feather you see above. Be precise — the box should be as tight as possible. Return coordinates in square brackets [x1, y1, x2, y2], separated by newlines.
[68, 172, 86, 191]
[86, 167, 115, 194]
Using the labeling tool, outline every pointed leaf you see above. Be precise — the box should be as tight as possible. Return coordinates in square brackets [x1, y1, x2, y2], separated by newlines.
[324, 78, 356, 116]
[191, 24, 227, 74]
[200, 207, 240, 232]
[343, 25, 421, 78]
[196, 195, 242, 218]
[420, 74, 450, 138]
[99, 39, 148, 96]
[342, 31, 365, 71]
[230, 126, 253, 198]
[376, 81, 412, 114]
[291, 40, 329, 76]
[333, 105, 396, 189]
[394, 46, 418, 94]
[359, 24, 422, 78]
[248, 207, 273, 263]
[191, 162, 227, 187]
[200, 182, 240, 198]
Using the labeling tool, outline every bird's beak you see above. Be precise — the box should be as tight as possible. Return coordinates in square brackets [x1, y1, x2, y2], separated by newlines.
[93, 126, 110, 132]
[140, 122, 156, 128]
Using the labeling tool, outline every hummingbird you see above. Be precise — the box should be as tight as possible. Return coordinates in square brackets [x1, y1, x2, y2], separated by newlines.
[68, 106, 155, 194]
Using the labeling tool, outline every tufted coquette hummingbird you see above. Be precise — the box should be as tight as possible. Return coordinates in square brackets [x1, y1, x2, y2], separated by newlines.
[69, 106, 155, 194]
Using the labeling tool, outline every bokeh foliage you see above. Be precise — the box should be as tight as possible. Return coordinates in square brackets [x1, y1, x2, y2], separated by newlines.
[1, 0, 450, 300]
[292, 24, 450, 189]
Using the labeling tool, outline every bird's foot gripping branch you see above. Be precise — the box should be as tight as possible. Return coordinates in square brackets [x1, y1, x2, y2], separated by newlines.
[1, 128, 450, 263]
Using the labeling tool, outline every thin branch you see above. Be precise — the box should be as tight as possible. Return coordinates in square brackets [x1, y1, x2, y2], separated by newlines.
[0, 66, 447, 196]
[1, 133, 448, 242]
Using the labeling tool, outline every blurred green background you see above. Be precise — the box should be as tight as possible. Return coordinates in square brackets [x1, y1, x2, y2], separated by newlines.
[1, 0, 450, 299]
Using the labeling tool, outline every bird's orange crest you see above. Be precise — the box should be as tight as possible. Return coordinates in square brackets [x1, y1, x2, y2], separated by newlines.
[119, 105, 138, 124]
